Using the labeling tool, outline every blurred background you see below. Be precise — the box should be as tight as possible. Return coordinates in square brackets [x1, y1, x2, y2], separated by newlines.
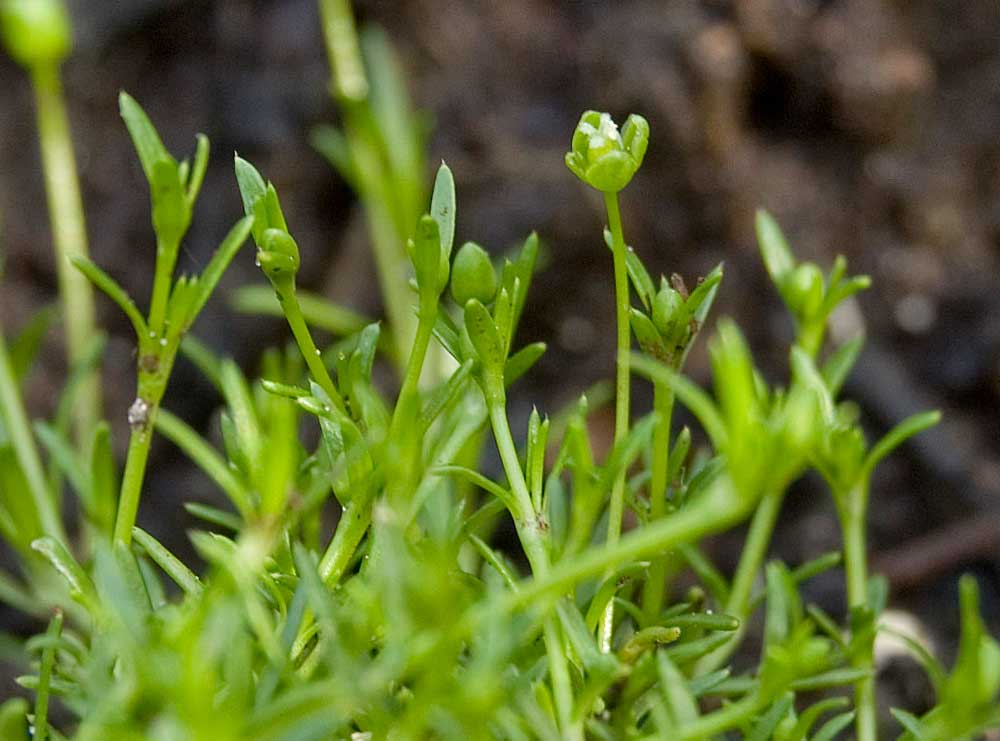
[2, 0, 999, 717]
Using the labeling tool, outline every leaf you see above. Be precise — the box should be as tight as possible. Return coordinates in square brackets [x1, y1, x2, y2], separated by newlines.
[468, 534, 518, 590]
[631, 354, 727, 449]
[32, 610, 62, 741]
[464, 299, 504, 374]
[505, 342, 546, 387]
[863, 410, 940, 475]
[821, 334, 865, 396]
[88, 422, 117, 536]
[31, 537, 97, 611]
[747, 692, 794, 741]
[183, 501, 242, 532]
[685, 263, 724, 326]
[186, 215, 254, 327]
[409, 214, 442, 293]
[418, 359, 474, 430]
[71, 256, 147, 339]
[812, 711, 856, 741]
[119, 91, 171, 180]
[33, 421, 87, 506]
[234, 155, 267, 222]
[311, 124, 357, 189]
[9, 306, 55, 382]
[431, 161, 456, 258]
[677, 543, 730, 606]
[433, 465, 513, 508]
[891, 707, 927, 739]
[790, 666, 870, 691]
[132, 527, 202, 595]
[756, 209, 794, 283]
[230, 284, 372, 336]
[186, 133, 210, 205]
[629, 309, 663, 356]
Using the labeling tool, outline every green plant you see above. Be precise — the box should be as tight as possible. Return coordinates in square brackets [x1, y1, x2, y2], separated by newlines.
[1, 3, 999, 739]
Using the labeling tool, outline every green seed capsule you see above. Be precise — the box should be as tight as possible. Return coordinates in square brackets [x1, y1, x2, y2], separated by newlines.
[451, 241, 497, 306]
[0, 0, 72, 68]
[651, 284, 684, 337]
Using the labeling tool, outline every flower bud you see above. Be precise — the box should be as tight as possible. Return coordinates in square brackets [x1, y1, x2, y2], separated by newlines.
[651, 284, 683, 337]
[0, 0, 71, 68]
[782, 263, 825, 319]
[565, 111, 649, 193]
[258, 228, 300, 282]
[451, 241, 496, 306]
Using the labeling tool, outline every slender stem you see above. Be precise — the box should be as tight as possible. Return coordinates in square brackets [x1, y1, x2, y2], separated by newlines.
[488, 401, 546, 569]
[113, 345, 180, 545]
[695, 488, 785, 674]
[113, 414, 156, 544]
[0, 329, 65, 543]
[488, 398, 580, 739]
[599, 189, 632, 651]
[317, 0, 369, 102]
[389, 300, 435, 436]
[841, 480, 877, 741]
[642, 381, 674, 621]
[31, 64, 100, 445]
[317, 0, 416, 374]
[277, 286, 346, 415]
[147, 235, 178, 336]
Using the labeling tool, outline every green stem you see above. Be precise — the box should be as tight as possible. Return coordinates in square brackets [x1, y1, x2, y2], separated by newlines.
[277, 285, 346, 415]
[0, 329, 65, 543]
[600, 189, 632, 651]
[695, 488, 785, 674]
[113, 344, 180, 545]
[641, 381, 674, 621]
[488, 398, 580, 739]
[488, 401, 546, 570]
[147, 235, 179, 336]
[317, 0, 368, 102]
[30, 64, 100, 445]
[389, 299, 436, 436]
[113, 412, 156, 545]
[841, 480, 877, 741]
[317, 0, 416, 373]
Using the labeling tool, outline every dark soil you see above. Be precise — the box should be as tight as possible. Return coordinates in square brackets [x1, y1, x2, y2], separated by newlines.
[2, 0, 1000, 723]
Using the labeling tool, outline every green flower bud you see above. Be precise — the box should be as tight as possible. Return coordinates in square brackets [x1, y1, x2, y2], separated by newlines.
[565, 110, 649, 193]
[0, 0, 71, 68]
[651, 284, 683, 337]
[451, 241, 497, 306]
[257, 228, 300, 282]
[782, 263, 824, 319]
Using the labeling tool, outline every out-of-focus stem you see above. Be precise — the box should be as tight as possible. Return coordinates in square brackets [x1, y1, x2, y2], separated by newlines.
[31, 64, 101, 445]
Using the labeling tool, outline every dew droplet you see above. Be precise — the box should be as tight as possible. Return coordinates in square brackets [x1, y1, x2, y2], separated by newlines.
[315, 349, 321, 356]
[159, 338, 168, 347]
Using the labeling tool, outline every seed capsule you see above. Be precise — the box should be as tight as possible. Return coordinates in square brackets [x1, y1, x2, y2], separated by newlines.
[451, 241, 497, 306]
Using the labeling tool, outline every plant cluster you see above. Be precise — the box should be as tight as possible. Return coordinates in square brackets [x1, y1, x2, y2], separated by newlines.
[1, 1, 999, 739]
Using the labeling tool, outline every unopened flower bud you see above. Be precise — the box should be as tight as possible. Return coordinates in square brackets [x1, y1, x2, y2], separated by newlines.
[0, 0, 71, 68]
[565, 111, 649, 193]
[451, 241, 496, 306]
